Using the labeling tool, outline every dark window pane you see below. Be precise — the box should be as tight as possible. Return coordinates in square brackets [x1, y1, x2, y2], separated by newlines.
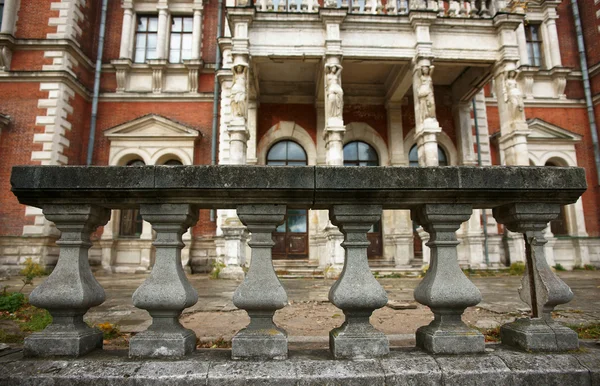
[438, 147, 448, 166]
[276, 223, 286, 232]
[267, 141, 287, 161]
[288, 213, 307, 233]
[138, 17, 148, 31]
[287, 141, 307, 161]
[409, 145, 419, 167]
[163, 159, 182, 165]
[344, 141, 358, 161]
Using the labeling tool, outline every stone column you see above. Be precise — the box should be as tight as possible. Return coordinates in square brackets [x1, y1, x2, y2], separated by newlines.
[191, 6, 203, 60]
[246, 100, 258, 165]
[323, 56, 345, 166]
[0, 0, 18, 35]
[493, 203, 579, 352]
[156, 6, 169, 60]
[24, 205, 110, 357]
[493, 63, 530, 166]
[219, 220, 247, 280]
[515, 22, 529, 67]
[412, 204, 485, 354]
[232, 205, 288, 360]
[130, 204, 199, 358]
[454, 102, 477, 166]
[328, 205, 389, 359]
[119, 5, 134, 59]
[413, 59, 441, 166]
[543, 9, 562, 69]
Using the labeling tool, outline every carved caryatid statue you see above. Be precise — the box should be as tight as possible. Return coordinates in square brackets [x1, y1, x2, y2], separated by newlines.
[417, 65, 436, 123]
[325, 63, 343, 124]
[230, 63, 248, 120]
[503, 70, 525, 122]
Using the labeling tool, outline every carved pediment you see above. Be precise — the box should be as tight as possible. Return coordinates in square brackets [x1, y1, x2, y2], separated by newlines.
[526, 118, 582, 142]
[105, 114, 200, 140]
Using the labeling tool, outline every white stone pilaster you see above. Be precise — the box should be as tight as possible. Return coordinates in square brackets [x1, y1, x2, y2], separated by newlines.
[119, 4, 134, 60]
[191, 5, 203, 60]
[386, 102, 406, 166]
[0, 0, 19, 35]
[454, 102, 477, 166]
[515, 22, 529, 67]
[156, 5, 169, 60]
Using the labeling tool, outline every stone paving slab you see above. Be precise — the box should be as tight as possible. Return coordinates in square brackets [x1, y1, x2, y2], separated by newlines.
[0, 343, 598, 385]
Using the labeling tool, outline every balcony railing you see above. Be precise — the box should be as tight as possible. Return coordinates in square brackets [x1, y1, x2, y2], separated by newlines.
[248, 0, 504, 17]
[10, 165, 586, 360]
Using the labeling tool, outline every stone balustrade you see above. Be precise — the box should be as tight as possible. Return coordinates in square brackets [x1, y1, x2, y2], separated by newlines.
[10, 165, 586, 360]
[248, 0, 499, 16]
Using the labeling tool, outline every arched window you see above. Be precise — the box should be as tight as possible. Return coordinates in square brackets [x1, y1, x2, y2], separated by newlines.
[545, 160, 569, 236]
[408, 144, 448, 167]
[120, 159, 145, 238]
[267, 140, 307, 166]
[343, 141, 379, 166]
[267, 141, 308, 259]
[163, 159, 183, 166]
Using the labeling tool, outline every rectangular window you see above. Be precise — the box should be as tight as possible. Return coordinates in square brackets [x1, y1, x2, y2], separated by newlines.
[134, 15, 159, 63]
[0, 0, 5, 31]
[525, 24, 543, 67]
[169, 16, 193, 63]
[119, 209, 144, 238]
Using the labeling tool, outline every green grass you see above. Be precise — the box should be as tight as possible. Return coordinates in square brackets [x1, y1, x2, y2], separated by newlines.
[567, 323, 600, 340]
[509, 262, 526, 276]
[0, 292, 26, 313]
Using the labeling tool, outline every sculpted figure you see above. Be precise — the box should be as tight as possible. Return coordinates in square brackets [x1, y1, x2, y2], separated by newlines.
[325, 63, 344, 122]
[417, 65, 436, 123]
[230, 64, 248, 119]
[504, 70, 524, 121]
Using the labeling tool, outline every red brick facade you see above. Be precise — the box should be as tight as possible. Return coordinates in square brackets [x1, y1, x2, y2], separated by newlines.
[0, 0, 599, 263]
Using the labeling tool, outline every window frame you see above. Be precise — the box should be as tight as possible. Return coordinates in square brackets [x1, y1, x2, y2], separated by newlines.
[134, 14, 159, 64]
[343, 141, 379, 167]
[525, 23, 544, 68]
[0, 0, 5, 31]
[168, 15, 194, 64]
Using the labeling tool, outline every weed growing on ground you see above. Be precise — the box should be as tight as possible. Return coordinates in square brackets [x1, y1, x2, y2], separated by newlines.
[96, 322, 121, 340]
[0, 291, 25, 313]
[584, 264, 597, 271]
[567, 323, 600, 340]
[509, 262, 526, 276]
[210, 260, 226, 279]
[554, 263, 566, 271]
[17, 305, 52, 332]
[197, 337, 231, 349]
[19, 258, 47, 292]
[475, 326, 502, 342]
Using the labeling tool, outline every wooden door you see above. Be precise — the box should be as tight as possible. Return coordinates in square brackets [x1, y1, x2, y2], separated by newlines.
[272, 209, 308, 259]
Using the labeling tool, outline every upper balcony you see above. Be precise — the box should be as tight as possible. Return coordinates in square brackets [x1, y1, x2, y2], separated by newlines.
[226, 0, 523, 104]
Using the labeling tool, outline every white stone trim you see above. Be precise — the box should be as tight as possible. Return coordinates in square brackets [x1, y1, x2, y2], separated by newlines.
[343, 122, 390, 166]
[257, 121, 317, 165]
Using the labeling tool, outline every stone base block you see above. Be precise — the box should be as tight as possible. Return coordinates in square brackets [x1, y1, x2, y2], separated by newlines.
[24, 328, 103, 357]
[129, 329, 196, 358]
[219, 265, 246, 280]
[329, 327, 389, 359]
[500, 317, 579, 352]
[416, 324, 485, 354]
[232, 328, 288, 360]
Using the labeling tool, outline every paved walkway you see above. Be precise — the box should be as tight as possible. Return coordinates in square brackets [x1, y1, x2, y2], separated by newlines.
[3, 270, 599, 345]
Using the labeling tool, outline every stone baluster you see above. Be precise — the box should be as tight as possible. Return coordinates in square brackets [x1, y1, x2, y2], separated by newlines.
[386, 0, 398, 14]
[493, 203, 579, 352]
[232, 205, 288, 360]
[412, 204, 485, 354]
[364, 0, 373, 13]
[479, 0, 490, 17]
[129, 204, 199, 358]
[469, 0, 478, 16]
[328, 205, 389, 359]
[351, 0, 361, 13]
[24, 205, 110, 357]
[437, 0, 445, 15]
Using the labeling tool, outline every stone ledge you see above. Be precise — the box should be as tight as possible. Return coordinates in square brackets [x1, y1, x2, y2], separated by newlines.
[0, 343, 598, 385]
[10, 165, 587, 210]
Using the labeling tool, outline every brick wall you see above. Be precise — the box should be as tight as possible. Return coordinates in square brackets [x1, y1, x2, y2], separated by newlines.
[15, 0, 56, 39]
[0, 83, 46, 236]
[257, 103, 318, 143]
[344, 104, 388, 143]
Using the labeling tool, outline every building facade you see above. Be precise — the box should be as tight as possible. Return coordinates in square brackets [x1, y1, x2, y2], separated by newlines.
[0, 0, 599, 276]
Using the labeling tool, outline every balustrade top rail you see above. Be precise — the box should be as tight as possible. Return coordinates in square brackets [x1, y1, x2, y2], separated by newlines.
[11, 165, 586, 209]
